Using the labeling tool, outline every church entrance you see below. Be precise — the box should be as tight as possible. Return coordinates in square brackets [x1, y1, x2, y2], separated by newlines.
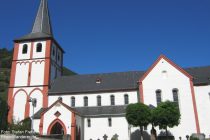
[50, 122, 64, 134]
[47, 119, 67, 135]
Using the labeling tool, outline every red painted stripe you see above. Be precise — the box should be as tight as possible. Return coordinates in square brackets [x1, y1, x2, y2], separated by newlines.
[27, 42, 34, 86]
[71, 112, 76, 140]
[190, 80, 200, 133]
[139, 82, 144, 103]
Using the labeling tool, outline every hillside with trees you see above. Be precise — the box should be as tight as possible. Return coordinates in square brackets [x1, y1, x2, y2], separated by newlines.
[0, 48, 76, 129]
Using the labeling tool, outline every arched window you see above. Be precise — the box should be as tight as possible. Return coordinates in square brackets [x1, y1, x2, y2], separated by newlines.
[87, 118, 91, 127]
[209, 93, 210, 100]
[156, 89, 162, 105]
[22, 44, 28, 54]
[36, 43, 42, 52]
[71, 97, 75, 107]
[57, 53, 60, 61]
[173, 88, 179, 108]
[84, 96, 88, 106]
[110, 95, 115, 105]
[108, 118, 112, 127]
[52, 48, 55, 56]
[97, 95, 101, 106]
[124, 94, 129, 105]
[172, 89, 179, 102]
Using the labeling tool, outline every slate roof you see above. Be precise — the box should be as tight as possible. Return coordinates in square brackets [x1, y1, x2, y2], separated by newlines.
[33, 105, 127, 119]
[15, 0, 53, 41]
[49, 66, 210, 95]
[74, 105, 127, 117]
[33, 108, 47, 119]
[185, 66, 210, 85]
[49, 71, 144, 94]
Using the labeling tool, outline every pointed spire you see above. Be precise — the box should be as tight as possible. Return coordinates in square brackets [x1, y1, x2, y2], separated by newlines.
[32, 0, 53, 35]
[14, 0, 54, 42]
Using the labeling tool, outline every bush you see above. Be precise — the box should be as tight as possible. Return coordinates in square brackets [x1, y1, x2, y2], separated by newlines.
[0, 82, 7, 92]
[8, 118, 32, 132]
[190, 136, 199, 140]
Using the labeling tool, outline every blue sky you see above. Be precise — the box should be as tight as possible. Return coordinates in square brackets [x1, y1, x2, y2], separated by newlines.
[0, 0, 210, 74]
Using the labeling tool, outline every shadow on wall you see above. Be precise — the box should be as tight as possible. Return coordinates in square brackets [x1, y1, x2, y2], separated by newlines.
[131, 130, 150, 140]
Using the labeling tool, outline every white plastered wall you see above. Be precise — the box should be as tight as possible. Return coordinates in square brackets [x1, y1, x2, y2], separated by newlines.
[32, 41, 46, 59]
[15, 62, 29, 86]
[142, 58, 197, 139]
[42, 103, 72, 135]
[12, 87, 44, 122]
[29, 89, 43, 117]
[34, 119, 41, 133]
[17, 42, 31, 60]
[30, 60, 45, 86]
[194, 85, 210, 138]
[84, 117, 129, 140]
[48, 91, 138, 107]
[13, 90, 27, 122]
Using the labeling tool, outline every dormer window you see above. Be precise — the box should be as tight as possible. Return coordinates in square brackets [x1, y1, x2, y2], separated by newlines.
[96, 78, 101, 84]
[36, 43, 42, 52]
[22, 44, 28, 54]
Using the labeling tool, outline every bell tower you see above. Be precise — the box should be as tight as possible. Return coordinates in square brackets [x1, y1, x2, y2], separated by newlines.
[8, 0, 64, 123]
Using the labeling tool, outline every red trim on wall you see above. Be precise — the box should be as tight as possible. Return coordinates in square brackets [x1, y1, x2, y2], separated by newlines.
[47, 119, 67, 135]
[7, 88, 14, 123]
[29, 88, 43, 97]
[44, 40, 51, 85]
[139, 82, 144, 103]
[41, 99, 80, 116]
[13, 89, 29, 119]
[13, 89, 27, 98]
[190, 79, 201, 133]
[27, 42, 34, 86]
[25, 96, 30, 118]
[8, 43, 19, 123]
[29, 87, 47, 111]
[71, 112, 76, 140]
[139, 55, 192, 82]
[138, 55, 193, 104]
[16, 61, 30, 65]
[42, 87, 48, 108]
[9, 43, 19, 87]
[39, 113, 44, 135]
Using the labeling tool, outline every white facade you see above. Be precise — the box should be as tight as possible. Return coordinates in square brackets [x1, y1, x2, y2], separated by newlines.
[42, 102, 72, 135]
[48, 91, 138, 108]
[84, 117, 129, 140]
[194, 85, 210, 137]
[142, 58, 197, 139]
[11, 49, 210, 140]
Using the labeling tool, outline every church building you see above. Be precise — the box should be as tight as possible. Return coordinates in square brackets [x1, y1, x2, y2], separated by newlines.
[7, 0, 210, 140]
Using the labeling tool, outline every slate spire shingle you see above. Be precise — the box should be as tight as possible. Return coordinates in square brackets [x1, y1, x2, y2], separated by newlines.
[32, 0, 53, 36]
[15, 0, 53, 41]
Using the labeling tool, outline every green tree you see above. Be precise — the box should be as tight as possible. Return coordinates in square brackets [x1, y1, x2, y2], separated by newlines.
[0, 99, 8, 130]
[8, 118, 31, 132]
[152, 101, 181, 139]
[126, 103, 151, 140]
